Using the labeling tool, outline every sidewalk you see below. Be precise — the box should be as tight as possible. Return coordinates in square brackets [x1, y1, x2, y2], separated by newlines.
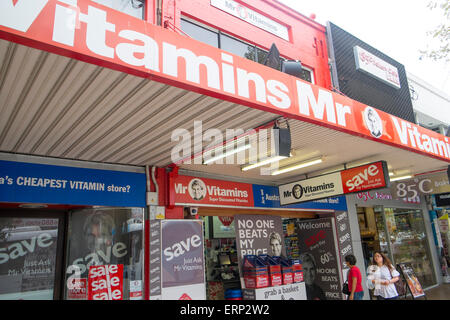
[422, 284, 450, 300]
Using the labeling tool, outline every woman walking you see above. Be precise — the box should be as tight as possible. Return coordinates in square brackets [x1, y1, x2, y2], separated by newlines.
[345, 254, 364, 300]
[366, 251, 400, 300]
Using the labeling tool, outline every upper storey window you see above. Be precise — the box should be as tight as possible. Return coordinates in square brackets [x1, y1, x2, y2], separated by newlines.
[91, 0, 145, 19]
[180, 18, 314, 84]
[180, 19, 219, 47]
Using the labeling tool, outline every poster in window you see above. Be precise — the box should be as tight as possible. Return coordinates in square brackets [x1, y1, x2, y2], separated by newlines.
[212, 216, 235, 238]
[296, 218, 343, 300]
[160, 220, 206, 300]
[65, 208, 144, 300]
[234, 215, 286, 288]
[0, 218, 59, 299]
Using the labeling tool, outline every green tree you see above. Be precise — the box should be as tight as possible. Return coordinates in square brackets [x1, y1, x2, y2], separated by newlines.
[421, 0, 450, 62]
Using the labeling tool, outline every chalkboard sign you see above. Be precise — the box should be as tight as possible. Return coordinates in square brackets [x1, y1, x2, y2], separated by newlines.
[397, 263, 425, 299]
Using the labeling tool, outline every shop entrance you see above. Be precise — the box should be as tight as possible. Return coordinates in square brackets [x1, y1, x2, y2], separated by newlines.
[356, 205, 436, 288]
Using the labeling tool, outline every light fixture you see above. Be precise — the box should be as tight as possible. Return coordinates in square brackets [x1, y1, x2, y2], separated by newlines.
[271, 157, 323, 176]
[241, 155, 289, 172]
[203, 143, 251, 165]
[390, 175, 413, 182]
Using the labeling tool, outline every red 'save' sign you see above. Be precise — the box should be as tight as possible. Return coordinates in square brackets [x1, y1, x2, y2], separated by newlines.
[88, 264, 124, 300]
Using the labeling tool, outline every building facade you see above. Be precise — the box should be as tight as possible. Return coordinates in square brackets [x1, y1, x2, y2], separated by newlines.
[0, 0, 449, 300]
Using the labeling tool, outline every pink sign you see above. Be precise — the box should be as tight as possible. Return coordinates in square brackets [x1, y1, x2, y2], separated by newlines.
[88, 264, 123, 300]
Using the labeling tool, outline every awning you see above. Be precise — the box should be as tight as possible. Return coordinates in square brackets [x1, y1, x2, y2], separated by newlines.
[0, 0, 448, 186]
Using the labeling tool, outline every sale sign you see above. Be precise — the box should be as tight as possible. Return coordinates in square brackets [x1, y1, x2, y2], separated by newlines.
[88, 264, 124, 300]
[341, 161, 388, 193]
[279, 161, 389, 205]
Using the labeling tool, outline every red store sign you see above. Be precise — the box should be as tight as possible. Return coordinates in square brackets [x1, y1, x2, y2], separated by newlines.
[173, 175, 253, 207]
[1, 1, 449, 162]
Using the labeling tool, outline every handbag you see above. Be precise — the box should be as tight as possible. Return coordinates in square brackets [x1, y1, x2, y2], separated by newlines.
[342, 280, 350, 295]
[390, 267, 406, 296]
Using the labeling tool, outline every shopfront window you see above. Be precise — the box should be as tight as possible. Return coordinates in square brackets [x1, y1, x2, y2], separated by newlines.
[64, 208, 144, 300]
[220, 34, 257, 61]
[180, 19, 219, 48]
[180, 18, 315, 84]
[385, 208, 435, 288]
[91, 0, 145, 19]
[0, 217, 60, 300]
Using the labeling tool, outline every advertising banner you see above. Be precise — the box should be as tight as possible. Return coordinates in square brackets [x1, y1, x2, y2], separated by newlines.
[243, 282, 307, 300]
[88, 264, 124, 300]
[235, 215, 286, 259]
[235, 215, 285, 288]
[173, 175, 347, 210]
[296, 218, 342, 300]
[0, 217, 59, 300]
[0, 160, 146, 207]
[212, 216, 236, 238]
[161, 220, 206, 300]
[334, 212, 353, 280]
[354, 46, 401, 89]
[252, 184, 347, 211]
[279, 161, 389, 205]
[173, 175, 253, 208]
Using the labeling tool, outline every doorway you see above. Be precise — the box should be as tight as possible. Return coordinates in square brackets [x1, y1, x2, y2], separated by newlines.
[356, 205, 436, 288]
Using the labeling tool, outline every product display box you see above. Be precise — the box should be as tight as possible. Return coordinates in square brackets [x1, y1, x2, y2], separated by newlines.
[243, 255, 269, 289]
[243, 282, 307, 300]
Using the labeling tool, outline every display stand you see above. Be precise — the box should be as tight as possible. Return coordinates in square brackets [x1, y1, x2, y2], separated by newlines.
[243, 282, 307, 300]
[397, 263, 427, 300]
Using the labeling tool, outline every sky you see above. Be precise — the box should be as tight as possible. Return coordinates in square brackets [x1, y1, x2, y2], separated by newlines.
[277, 0, 450, 95]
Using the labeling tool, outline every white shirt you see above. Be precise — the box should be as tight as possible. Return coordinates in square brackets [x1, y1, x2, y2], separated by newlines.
[366, 265, 400, 298]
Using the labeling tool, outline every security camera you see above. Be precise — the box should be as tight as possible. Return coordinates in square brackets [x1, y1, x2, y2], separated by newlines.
[189, 207, 199, 216]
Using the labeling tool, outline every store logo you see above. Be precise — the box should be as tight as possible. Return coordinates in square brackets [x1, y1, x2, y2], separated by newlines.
[292, 184, 303, 199]
[283, 182, 335, 199]
[188, 178, 207, 201]
[179, 293, 192, 300]
[363, 106, 383, 138]
[175, 177, 249, 203]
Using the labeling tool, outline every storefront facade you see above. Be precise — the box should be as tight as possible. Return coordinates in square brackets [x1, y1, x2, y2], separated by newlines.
[0, 153, 147, 299]
[1, 0, 450, 300]
[170, 172, 351, 300]
[346, 188, 440, 299]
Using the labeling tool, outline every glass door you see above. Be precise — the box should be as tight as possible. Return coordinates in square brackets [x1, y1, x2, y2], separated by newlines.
[0, 210, 65, 300]
[384, 207, 436, 288]
[374, 206, 391, 259]
[64, 207, 144, 300]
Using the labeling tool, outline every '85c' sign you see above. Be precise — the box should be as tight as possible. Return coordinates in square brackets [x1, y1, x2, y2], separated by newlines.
[393, 172, 450, 199]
